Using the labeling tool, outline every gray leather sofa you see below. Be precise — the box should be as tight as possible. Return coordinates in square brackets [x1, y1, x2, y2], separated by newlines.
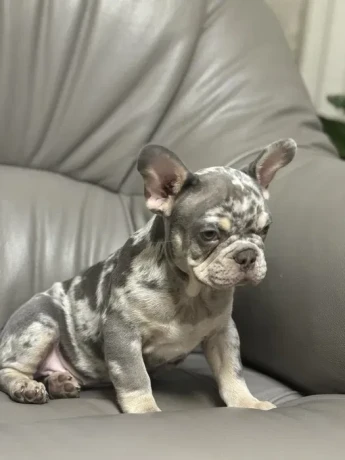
[1, 0, 344, 458]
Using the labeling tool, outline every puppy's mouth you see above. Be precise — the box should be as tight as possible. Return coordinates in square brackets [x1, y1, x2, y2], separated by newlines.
[193, 271, 265, 291]
[191, 255, 267, 290]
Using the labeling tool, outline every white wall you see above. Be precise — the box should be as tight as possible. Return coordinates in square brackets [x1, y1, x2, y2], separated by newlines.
[299, 0, 345, 120]
[265, 0, 308, 60]
[266, 0, 345, 121]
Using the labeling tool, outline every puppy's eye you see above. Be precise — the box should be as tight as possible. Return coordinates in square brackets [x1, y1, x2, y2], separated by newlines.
[200, 230, 219, 242]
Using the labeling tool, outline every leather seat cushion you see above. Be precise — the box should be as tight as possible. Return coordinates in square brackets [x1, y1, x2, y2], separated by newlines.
[0, 354, 301, 424]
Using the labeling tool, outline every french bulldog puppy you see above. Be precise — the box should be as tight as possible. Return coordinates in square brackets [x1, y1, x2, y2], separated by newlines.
[0, 139, 296, 413]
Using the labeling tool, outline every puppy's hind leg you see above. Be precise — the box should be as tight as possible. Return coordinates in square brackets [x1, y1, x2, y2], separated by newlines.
[0, 294, 61, 404]
[0, 368, 48, 404]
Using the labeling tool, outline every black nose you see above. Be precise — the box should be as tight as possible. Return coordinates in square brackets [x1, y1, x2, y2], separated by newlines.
[234, 249, 257, 269]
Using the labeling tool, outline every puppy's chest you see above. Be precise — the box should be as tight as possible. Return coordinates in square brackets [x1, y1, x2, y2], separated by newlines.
[139, 298, 229, 368]
[141, 320, 214, 367]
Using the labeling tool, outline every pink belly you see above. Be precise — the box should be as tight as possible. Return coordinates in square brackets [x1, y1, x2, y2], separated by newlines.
[35, 345, 80, 382]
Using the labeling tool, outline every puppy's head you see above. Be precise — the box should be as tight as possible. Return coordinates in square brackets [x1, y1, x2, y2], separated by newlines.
[137, 139, 296, 294]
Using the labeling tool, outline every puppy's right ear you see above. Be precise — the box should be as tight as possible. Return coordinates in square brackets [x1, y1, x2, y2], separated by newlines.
[137, 144, 197, 216]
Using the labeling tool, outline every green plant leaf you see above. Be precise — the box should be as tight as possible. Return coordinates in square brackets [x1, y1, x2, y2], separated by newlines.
[327, 94, 345, 114]
[320, 116, 345, 159]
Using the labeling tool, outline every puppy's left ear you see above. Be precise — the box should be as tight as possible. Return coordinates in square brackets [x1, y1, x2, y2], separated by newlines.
[242, 138, 296, 199]
[137, 144, 197, 216]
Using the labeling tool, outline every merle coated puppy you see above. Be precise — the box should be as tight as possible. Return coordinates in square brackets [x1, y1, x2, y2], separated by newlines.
[0, 139, 296, 413]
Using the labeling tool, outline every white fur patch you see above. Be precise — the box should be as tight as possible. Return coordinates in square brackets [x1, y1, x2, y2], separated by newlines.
[257, 212, 269, 229]
[262, 189, 270, 200]
[173, 233, 183, 252]
[109, 362, 123, 376]
[141, 313, 229, 364]
[129, 341, 141, 352]
[186, 269, 201, 297]
[96, 261, 114, 306]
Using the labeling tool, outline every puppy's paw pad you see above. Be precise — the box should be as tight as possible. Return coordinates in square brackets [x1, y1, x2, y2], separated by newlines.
[57, 372, 73, 383]
[45, 372, 81, 399]
[12, 380, 48, 404]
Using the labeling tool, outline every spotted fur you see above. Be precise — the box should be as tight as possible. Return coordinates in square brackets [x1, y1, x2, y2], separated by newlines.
[0, 139, 296, 412]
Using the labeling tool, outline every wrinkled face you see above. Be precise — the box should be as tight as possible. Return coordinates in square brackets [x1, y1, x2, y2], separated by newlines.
[137, 139, 296, 292]
[169, 167, 271, 290]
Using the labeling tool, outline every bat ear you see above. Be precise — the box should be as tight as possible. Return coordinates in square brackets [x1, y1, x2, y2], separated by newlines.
[137, 144, 197, 216]
[242, 138, 296, 198]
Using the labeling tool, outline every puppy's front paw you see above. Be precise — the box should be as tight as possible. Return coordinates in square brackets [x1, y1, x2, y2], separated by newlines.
[252, 400, 276, 411]
[230, 396, 276, 411]
[118, 392, 161, 414]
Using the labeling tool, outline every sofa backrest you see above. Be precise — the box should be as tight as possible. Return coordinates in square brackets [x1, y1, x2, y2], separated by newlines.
[0, 0, 339, 394]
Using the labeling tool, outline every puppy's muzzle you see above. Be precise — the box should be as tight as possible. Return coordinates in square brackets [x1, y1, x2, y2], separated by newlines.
[233, 248, 257, 271]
